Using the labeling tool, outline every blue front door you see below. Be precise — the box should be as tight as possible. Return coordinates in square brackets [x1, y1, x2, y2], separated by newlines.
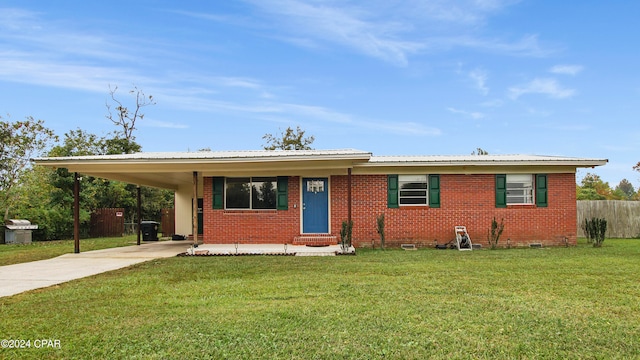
[302, 178, 329, 233]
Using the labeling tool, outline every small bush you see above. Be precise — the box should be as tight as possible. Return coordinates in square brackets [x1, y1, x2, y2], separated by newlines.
[487, 217, 505, 249]
[376, 213, 385, 250]
[584, 217, 607, 247]
[340, 220, 353, 250]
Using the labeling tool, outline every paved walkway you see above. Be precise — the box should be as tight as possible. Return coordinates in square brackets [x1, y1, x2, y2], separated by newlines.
[0, 241, 354, 298]
[0, 241, 187, 298]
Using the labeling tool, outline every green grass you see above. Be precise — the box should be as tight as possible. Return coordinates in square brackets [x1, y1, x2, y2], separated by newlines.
[1, 239, 639, 359]
[0, 236, 138, 266]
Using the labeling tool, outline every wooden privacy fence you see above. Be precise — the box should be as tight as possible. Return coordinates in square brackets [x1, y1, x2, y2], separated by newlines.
[577, 201, 640, 238]
[160, 208, 175, 237]
[90, 208, 125, 238]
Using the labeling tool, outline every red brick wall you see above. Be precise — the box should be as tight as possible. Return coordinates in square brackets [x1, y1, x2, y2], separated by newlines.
[202, 176, 301, 244]
[202, 173, 577, 247]
[334, 173, 577, 248]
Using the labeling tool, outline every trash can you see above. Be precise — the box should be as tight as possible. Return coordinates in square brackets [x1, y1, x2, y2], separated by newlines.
[4, 220, 38, 244]
[140, 221, 159, 241]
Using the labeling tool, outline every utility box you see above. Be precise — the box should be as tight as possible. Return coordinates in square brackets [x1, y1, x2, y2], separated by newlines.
[4, 219, 38, 244]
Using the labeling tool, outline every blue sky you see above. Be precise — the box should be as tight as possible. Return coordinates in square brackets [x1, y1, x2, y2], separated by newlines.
[1, 1, 639, 188]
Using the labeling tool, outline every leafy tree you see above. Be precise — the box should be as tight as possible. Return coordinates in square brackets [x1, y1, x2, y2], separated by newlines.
[46, 129, 171, 237]
[471, 148, 489, 155]
[10, 164, 87, 240]
[262, 126, 315, 150]
[576, 173, 613, 200]
[46, 129, 109, 238]
[0, 115, 57, 220]
[613, 179, 637, 200]
[140, 186, 174, 221]
[10, 165, 56, 239]
[49, 129, 106, 157]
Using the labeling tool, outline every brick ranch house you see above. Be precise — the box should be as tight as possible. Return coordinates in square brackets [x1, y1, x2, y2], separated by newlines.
[35, 149, 607, 248]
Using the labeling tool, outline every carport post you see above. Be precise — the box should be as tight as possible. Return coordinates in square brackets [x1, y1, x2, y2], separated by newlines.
[74, 172, 80, 254]
[347, 168, 352, 226]
[192, 171, 198, 245]
[137, 186, 141, 246]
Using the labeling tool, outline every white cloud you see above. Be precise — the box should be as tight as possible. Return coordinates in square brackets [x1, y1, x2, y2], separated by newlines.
[362, 120, 442, 137]
[241, 0, 424, 66]
[0, 8, 141, 63]
[165, 10, 252, 27]
[0, 8, 162, 92]
[144, 119, 189, 129]
[533, 122, 590, 131]
[447, 107, 486, 119]
[469, 68, 489, 95]
[480, 99, 504, 107]
[508, 78, 576, 99]
[550, 64, 584, 76]
[0, 53, 146, 92]
[232, 0, 546, 66]
[427, 34, 554, 58]
[215, 77, 263, 89]
[0, 8, 40, 31]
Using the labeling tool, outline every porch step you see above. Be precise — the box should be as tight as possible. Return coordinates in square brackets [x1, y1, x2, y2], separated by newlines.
[295, 251, 336, 257]
[293, 234, 338, 246]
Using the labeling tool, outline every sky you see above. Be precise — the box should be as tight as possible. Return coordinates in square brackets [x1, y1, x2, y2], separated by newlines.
[1, 1, 639, 188]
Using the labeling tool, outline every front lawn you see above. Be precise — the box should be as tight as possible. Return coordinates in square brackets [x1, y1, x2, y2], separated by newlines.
[0, 236, 137, 266]
[1, 239, 639, 359]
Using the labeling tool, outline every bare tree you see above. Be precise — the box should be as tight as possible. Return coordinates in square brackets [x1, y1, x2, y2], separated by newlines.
[105, 85, 156, 143]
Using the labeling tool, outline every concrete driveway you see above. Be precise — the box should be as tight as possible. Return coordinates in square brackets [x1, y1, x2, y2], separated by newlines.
[0, 241, 189, 298]
[0, 241, 354, 298]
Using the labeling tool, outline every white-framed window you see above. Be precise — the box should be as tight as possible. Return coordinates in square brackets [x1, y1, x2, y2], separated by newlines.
[225, 177, 277, 209]
[506, 174, 534, 205]
[399, 175, 428, 206]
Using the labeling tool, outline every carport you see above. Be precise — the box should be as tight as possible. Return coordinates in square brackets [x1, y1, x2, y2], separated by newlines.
[33, 150, 369, 252]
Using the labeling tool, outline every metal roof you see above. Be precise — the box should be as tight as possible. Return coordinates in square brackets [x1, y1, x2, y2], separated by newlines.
[32, 150, 607, 190]
[36, 149, 372, 162]
[32, 149, 373, 190]
[367, 154, 608, 167]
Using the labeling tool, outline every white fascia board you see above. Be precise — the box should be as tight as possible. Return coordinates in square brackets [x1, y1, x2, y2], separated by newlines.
[33, 149, 372, 165]
[363, 155, 608, 168]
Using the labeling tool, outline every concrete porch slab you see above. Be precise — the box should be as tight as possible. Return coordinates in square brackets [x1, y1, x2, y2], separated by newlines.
[182, 243, 355, 256]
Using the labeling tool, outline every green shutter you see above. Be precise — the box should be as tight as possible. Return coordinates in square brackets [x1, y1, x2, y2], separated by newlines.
[536, 174, 548, 207]
[428, 174, 440, 208]
[388, 175, 399, 208]
[496, 174, 507, 208]
[277, 176, 288, 210]
[212, 177, 224, 209]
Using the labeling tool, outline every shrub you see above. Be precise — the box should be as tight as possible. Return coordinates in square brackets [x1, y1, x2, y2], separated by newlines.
[584, 217, 607, 247]
[487, 217, 505, 250]
[581, 219, 593, 244]
[340, 220, 353, 250]
[376, 213, 385, 250]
